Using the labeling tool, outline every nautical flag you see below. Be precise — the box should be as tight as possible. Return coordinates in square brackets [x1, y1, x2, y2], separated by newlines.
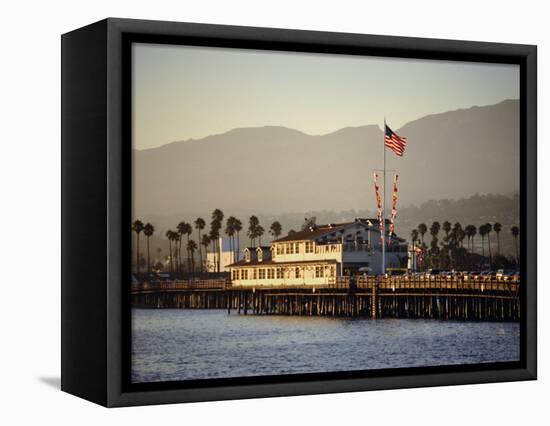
[373, 173, 384, 243]
[384, 124, 407, 157]
[388, 174, 399, 242]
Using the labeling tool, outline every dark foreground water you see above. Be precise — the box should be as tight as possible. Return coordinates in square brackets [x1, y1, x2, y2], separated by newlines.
[132, 309, 520, 383]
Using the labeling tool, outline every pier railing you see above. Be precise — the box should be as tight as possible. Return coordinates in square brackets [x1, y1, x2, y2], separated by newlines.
[131, 279, 229, 293]
[132, 275, 519, 294]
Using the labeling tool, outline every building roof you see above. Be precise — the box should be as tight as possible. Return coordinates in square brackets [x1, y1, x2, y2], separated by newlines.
[272, 218, 402, 243]
[227, 258, 338, 268]
[272, 218, 398, 243]
[272, 222, 351, 243]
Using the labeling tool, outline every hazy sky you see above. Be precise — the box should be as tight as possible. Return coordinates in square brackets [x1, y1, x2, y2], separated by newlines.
[132, 43, 519, 151]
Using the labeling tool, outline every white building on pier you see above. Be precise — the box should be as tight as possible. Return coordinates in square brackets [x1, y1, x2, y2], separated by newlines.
[228, 219, 407, 286]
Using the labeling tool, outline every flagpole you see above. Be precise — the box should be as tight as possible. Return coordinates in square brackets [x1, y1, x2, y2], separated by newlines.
[382, 117, 386, 276]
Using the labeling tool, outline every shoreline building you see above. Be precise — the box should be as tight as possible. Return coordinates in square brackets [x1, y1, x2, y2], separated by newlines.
[205, 237, 244, 272]
[228, 219, 407, 286]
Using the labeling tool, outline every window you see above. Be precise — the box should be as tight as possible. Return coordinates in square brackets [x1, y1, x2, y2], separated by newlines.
[329, 266, 335, 277]
[241, 269, 248, 280]
[259, 269, 266, 279]
[276, 268, 283, 279]
[295, 267, 301, 278]
[258, 250, 263, 262]
[245, 251, 251, 262]
[232, 270, 239, 280]
[276, 244, 283, 255]
[305, 241, 314, 253]
[286, 243, 293, 254]
[294, 243, 300, 253]
[252, 268, 257, 280]
[315, 266, 324, 278]
[267, 268, 275, 279]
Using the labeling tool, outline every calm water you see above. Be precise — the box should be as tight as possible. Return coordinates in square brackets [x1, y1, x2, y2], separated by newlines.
[132, 309, 520, 383]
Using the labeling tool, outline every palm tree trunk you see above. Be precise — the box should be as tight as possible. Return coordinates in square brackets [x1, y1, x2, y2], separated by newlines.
[497, 233, 501, 255]
[186, 235, 191, 273]
[211, 240, 215, 272]
[487, 235, 492, 265]
[168, 241, 173, 273]
[514, 237, 519, 265]
[180, 240, 189, 273]
[236, 231, 240, 262]
[146, 236, 150, 273]
[176, 237, 181, 274]
[198, 229, 202, 272]
[216, 238, 221, 274]
[136, 234, 140, 274]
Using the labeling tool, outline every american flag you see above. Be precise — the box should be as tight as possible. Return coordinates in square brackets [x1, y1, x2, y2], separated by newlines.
[384, 124, 407, 157]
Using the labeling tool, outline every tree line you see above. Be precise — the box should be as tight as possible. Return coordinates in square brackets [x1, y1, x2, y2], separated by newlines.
[410, 221, 520, 271]
[131, 210, 284, 274]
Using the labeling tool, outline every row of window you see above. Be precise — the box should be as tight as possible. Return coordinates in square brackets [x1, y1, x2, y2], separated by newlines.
[274, 241, 315, 256]
[232, 265, 335, 280]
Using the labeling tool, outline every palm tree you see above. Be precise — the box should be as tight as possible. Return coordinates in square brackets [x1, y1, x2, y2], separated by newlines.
[143, 223, 154, 273]
[493, 222, 502, 255]
[270, 221, 283, 240]
[457, 228, 466, 248]
[485, 223, 493, 265]
[256, 225, 265, 246]
[430, 222, 440, 239]
[410, 229, 419, 271]
[427, 222, 440, 268]
[442, 221, 451, 239]
[211, 209, 224, 273]
[248, 215, 260, 246]
[173, 233, 181, 273]
[233, 218, 242, 262]
[417, 223, 427, 246]
[194, 217, 206, 273]
[209, 228, 219, 272]
[478, 224, 487, 257]
[165, 230, 175, 273]
[176, 222, 187, 272]
[132, 220, 144, 273]
[465, 225, 477, 252]
[201, 234, 211, 272]
[410, 229, 419, 246]
[183, 223, 193, 271]
[511, 226, 520, 264]
[225, 217, 236, 262]
[187, 240, 198, 274]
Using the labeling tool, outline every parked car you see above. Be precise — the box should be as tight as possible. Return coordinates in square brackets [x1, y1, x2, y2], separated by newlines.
[426, 269, 442, 278]
[481, 271, 497, 279]
[496, 269, 514, 279]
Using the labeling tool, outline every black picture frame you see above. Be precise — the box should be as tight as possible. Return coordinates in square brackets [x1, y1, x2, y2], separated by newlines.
[61, 17, 537, 407]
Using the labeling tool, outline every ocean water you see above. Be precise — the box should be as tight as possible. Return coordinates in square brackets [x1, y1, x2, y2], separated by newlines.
[131, 309, 520, 383]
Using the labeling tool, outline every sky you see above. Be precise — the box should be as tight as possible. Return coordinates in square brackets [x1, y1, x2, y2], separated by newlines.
[132, 43, 519, 151]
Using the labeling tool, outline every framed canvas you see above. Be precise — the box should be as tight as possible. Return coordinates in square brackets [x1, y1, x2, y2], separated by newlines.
[61, 18, 537, 407]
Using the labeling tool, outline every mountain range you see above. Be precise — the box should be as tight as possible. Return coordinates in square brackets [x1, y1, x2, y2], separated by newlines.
[133, 99, 519, 218]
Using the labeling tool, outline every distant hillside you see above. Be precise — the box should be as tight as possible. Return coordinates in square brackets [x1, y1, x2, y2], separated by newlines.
[133, 100, 519, 217]
[136, 193, 519, 260]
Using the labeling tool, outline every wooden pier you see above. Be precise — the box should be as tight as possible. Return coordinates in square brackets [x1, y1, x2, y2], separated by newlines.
[131, 276, 520, 321]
